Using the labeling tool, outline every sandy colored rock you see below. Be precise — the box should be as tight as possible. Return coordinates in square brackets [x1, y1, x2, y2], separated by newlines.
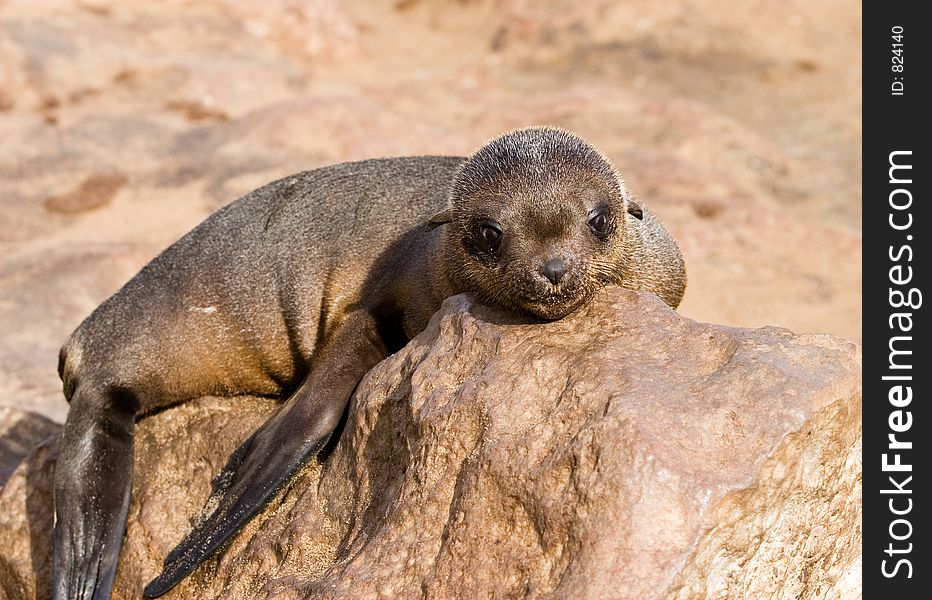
[0, 290, 860, 599]
[0, 408, 58, 488]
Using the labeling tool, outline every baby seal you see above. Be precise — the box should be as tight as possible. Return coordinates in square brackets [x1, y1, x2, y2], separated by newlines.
[51, 127, 685, 599]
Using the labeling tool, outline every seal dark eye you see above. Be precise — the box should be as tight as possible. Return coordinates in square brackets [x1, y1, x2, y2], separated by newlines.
[478, 220, 503, 252]
[588, 208, 611, 238]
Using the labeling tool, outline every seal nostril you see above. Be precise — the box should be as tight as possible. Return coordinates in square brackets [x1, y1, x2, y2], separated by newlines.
[541, 259, 568, 285]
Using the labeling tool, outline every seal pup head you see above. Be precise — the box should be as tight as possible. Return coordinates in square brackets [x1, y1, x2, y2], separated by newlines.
[436, 126, 640, 321]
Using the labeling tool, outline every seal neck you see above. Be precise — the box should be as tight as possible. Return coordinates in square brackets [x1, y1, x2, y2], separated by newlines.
[431, 228, 462, 301]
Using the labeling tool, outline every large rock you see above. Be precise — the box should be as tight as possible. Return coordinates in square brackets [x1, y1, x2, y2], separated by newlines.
[0, 290, 860, 599]
[0, 408, 58, 488]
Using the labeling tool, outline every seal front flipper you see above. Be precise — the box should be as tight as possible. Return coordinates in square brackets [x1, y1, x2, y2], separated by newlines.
[143, 309, 389, 598]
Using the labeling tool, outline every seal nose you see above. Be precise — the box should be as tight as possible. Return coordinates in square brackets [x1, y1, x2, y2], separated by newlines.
[540, 259, 568, 285]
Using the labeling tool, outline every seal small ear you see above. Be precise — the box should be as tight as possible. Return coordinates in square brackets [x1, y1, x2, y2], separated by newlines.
[627, 200, 644, 220]
[426, 208, 454, 230]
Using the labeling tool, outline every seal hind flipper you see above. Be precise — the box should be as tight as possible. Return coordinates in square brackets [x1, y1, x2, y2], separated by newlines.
[143, 309, 389, 598]
[53, 385, 138, 600]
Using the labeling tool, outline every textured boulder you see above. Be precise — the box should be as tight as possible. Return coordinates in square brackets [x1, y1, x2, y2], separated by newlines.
[0, 290, 861, 599]
[0, 408, 58, 488]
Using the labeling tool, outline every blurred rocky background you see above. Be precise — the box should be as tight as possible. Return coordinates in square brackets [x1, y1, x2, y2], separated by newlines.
[0, 0, 860, 422]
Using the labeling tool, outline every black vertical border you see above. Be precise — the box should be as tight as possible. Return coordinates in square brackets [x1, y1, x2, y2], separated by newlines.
[863, 1, 928, 596]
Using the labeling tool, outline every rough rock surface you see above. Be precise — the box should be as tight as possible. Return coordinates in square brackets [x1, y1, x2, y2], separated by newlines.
[0, 0, 861, 421]
[0, 290, 861, 599]
[0, 408, 58, 488]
